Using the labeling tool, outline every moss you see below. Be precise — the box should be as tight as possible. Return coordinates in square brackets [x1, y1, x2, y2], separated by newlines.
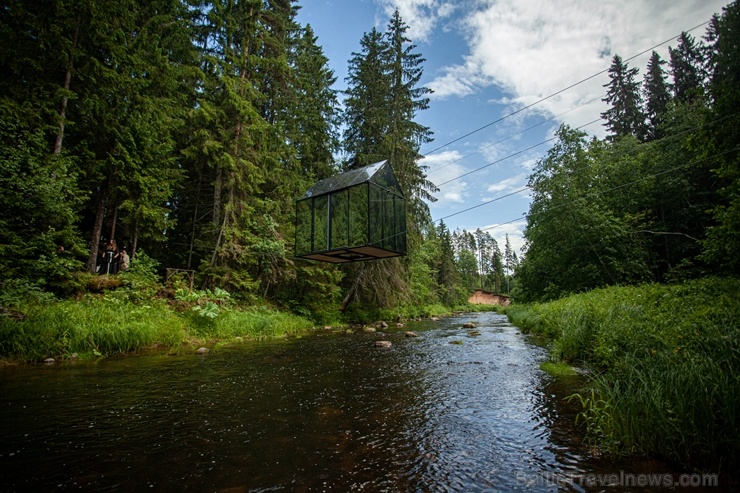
[540, 360, 578, 376]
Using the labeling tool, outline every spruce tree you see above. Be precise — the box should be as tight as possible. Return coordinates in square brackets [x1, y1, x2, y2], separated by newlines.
[700, 1, 740, 273]
[343, 27, 392, 167]
[642, 51, 671, 141]
[339, 10, 437, 311]
[669, 32, 706, 103]
[286, 24, 339, 182]
[383, 9, 438, 233]
[601, 55, 647, 141]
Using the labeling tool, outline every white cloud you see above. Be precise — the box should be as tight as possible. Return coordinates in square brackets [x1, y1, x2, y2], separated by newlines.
[378, 0, 457, 42]
[428, 0, 729, 133]
[486, 174, 527, 194]
[480, 220, 528, 256]
[420, 151, 468, 204]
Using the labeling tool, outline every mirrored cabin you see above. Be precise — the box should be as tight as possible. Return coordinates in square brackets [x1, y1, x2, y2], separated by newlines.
[295, 160, 406, 263]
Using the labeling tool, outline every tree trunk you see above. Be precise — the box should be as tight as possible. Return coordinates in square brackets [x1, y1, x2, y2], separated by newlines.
[53, 13, 81, 155]
[109, 202, 118, 243]
[131, 227, 138, 259]
[86, 194, 107, 273]
[213, 164, 222, 230]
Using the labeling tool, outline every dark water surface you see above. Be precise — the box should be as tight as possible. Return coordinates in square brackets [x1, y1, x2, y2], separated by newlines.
[0, 312, 730, 492]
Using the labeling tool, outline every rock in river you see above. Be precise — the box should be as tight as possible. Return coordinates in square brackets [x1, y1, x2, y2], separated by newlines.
[374, 340, 392, 348]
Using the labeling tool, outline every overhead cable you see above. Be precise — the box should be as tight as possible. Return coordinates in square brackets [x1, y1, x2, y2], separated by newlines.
[421, 20, 712, 156]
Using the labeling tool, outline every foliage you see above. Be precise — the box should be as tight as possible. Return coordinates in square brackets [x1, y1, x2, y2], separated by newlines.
[506, 277, 740, 468]
[0, 102, 84, 290]
[601, 54, 646, 141]
[1, 0, 738, 329]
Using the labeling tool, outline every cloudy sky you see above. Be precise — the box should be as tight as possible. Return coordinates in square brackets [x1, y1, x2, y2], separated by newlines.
[297, 0, 730, 255]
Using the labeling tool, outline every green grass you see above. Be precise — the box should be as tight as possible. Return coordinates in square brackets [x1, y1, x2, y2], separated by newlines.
[0, 298, 186, 361]
[0, 298, 315, 362]
[540, 360, 578, 376]
[506, 277, 740, 469]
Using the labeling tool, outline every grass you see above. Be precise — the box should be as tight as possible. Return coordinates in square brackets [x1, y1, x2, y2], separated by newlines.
[505, 277, 740, 470]
[540, 360, 578, 376]
[0, 297, 315, 362]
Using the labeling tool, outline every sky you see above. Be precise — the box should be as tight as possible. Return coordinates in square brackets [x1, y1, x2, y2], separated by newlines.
[296, 0, 731, 256]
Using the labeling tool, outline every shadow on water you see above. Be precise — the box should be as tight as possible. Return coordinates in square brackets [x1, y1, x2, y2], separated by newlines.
[0, 312, 733, 492]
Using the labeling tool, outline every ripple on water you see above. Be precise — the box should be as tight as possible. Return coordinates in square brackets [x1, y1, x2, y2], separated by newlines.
[2, 312, 731, 492]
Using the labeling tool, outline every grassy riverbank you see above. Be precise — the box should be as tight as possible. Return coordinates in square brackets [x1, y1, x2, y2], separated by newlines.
[505, 277, 740, 470]
[0, 297, 316, 362]
[0, 257, 496, 363]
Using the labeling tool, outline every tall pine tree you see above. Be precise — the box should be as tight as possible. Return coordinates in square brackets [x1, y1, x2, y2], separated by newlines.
[601, 54, 646, 141]
[642, 51, 671, 141]
[669, 32, 706, 103]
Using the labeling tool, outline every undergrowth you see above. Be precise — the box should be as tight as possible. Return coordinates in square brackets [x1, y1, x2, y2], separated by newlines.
[505, 277, 740, 470]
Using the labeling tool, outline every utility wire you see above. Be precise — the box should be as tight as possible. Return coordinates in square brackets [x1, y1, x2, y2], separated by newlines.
[432, 109, 740, 226]
[421, 20, 712, 156]
[436, 118, 601, 187]
[435, 186, 531, 223]
[479, 146, 739, 235]
[427, 94, 604, 177]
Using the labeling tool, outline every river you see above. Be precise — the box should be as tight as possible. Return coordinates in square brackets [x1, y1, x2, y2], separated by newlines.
[0, 312, 729, 492]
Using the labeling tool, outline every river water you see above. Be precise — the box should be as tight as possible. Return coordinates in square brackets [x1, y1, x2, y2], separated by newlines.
[0, 312, 730, 492]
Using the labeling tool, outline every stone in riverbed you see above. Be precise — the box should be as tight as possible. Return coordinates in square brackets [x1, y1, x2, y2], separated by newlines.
[405, 331, 419, 337]
[374, 340, 392, 348]
[196, 347, 209, 354]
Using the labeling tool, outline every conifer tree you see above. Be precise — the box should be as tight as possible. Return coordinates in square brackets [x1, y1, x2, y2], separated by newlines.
[287, 24, 340, 182]
[601, 55, 646, 141]
[383, 9, 438, 233]
[669, 32, 706, 103]
[339, 10, 437, 311]
[700, 1, 740, 273]
[642, 51, 671, 141]
[343, 28, 392, 167]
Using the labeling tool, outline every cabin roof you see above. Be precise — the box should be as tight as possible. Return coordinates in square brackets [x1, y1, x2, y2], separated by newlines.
[301, 160, 403, 199]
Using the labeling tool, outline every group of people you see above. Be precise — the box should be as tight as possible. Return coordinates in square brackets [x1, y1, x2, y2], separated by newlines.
[98, 239, 130, 275]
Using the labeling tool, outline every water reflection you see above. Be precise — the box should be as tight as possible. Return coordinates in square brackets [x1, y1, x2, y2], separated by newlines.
[0, 312, 731, 492]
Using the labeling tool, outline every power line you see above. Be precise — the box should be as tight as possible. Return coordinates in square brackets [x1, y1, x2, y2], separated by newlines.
[432, 109, 740, 227]
[480, 146, 739, 236]
[427, 94, 604, 177]
[421, 20, 712, 157]
[436, 118, 602, 187]
[435, 186, 531, 223]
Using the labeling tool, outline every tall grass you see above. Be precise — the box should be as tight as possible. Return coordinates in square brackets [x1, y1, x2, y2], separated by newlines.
[0, 299, 186, 361]
[0, 299, 316, 361]
[506, 277, 740, 469]
[184, 307, 314, 340]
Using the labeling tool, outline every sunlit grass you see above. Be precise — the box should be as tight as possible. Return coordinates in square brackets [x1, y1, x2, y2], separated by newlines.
[0, 299, 186, 361]
[506, 277, 740, 469]
[0, 298, 315, 361]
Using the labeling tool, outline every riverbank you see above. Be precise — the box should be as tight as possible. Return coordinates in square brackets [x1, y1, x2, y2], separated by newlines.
[504, 277, 740, 471]
[0, 277, 497, 363]
[0, 296, 317, 363]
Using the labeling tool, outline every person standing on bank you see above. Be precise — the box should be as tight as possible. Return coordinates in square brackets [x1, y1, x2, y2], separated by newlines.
[119, 247, 130, 271]
[101, 239, 119, 275]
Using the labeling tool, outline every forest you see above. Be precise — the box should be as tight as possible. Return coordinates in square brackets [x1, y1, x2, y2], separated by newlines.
[1, 0, 739, 321]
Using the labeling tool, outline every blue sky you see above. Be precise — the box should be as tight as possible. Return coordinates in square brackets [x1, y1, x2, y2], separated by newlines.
[296, 0, 730, 255]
